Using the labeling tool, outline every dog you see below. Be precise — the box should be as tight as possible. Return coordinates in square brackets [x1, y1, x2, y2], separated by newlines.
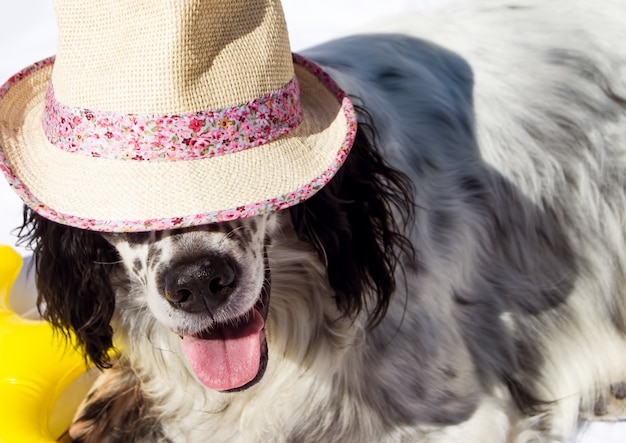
[17, 0, 626, 441]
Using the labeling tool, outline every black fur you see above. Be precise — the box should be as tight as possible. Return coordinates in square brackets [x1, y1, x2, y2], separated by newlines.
[290, 106, 416, 327]
[19, 208, 119, 369]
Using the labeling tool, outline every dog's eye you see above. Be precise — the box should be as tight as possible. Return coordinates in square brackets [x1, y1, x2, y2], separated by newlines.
[102, 232, 152, 245]
[101, 232, 128, 245]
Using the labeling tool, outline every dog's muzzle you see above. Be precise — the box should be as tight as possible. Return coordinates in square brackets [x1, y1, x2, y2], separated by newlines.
[161, 249, 271, 392]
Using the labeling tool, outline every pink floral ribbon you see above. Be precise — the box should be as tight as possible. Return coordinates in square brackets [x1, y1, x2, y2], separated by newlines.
[41, 77, 304, 161]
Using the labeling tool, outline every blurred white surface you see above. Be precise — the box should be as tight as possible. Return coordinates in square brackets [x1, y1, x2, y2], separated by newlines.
[0, 0, 57, 255]
[0, 1, 623, 441]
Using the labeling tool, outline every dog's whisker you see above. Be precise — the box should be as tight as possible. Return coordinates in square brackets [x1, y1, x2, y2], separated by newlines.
[93, 259, 124, 266]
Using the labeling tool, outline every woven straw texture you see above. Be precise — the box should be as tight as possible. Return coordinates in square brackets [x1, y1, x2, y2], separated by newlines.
[52, 0, 294, 113]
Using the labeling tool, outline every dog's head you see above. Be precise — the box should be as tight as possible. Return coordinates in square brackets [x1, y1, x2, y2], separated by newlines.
[104, 215, 277, 391]
[19, 120, 415, 391]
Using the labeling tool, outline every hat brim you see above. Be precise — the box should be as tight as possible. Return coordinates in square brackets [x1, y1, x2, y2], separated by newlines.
[0, 55, 356, 232]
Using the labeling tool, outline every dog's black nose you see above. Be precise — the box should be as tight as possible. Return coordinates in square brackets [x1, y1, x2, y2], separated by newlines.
[162, 255, 238, 313]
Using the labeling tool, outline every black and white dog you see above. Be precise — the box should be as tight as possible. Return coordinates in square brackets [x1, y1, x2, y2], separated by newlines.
[20, 1, 626, 441]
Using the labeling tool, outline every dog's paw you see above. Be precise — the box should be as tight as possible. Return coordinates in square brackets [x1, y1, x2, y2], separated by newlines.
[69, 359, 170, 442]
[580, 382, 626, 421]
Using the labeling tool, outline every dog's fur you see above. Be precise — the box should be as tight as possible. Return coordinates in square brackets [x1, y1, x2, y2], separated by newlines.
[17, 0, 626, 441]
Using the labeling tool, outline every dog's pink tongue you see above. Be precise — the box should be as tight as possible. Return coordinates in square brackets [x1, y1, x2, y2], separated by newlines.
[181, 310, 265, 391]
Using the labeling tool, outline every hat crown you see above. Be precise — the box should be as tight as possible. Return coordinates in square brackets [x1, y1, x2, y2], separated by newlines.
[51, 0, 294, 114]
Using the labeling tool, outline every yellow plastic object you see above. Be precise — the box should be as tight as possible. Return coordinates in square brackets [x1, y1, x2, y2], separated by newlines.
[0, 245, 88, 442]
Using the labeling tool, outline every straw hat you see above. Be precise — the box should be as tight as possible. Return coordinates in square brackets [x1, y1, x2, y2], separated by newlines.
[0, 0, 356, 232]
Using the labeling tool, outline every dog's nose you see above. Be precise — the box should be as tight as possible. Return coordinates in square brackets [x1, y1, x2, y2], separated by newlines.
[162, 255, 238, 313]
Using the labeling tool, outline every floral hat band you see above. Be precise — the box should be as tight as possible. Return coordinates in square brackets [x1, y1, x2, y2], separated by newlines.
[42, 75, 304, 162]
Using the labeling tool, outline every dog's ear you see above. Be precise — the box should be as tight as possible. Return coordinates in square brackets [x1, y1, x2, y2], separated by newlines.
[18, 208, 118, 368]
[290, 109, 416, 326]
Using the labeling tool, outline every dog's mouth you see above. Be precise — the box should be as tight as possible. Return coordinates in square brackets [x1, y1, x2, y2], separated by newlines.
[180, 255, 270, 392]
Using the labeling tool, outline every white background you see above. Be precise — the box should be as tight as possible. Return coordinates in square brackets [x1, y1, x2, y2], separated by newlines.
[0, 1, 623, 441]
